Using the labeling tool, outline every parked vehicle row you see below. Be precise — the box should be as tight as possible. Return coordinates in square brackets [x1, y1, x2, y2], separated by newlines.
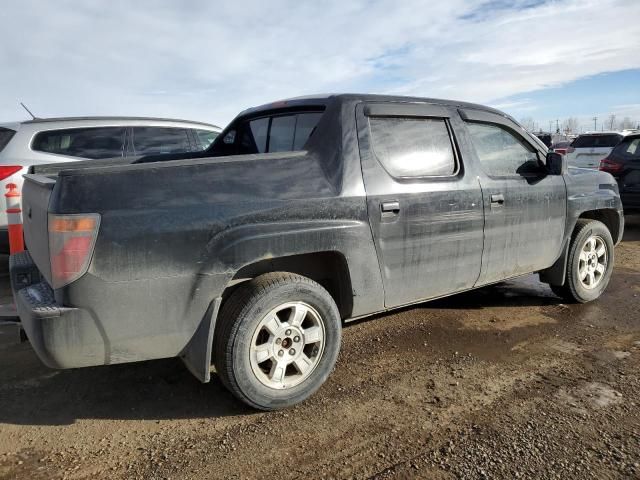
[0, 117, 220, 252]
[555, 129, 638, 169]
[10, 94, 624, 410]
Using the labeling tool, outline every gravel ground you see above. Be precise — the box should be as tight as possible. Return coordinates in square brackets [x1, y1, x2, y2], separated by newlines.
[1, 215, 639, 480]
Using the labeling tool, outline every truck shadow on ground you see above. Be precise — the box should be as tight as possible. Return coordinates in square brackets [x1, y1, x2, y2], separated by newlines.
[0, 345, 253, 425]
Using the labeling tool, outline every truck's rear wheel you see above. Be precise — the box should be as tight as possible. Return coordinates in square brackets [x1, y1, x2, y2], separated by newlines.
[551, 219, 614, 303]
[214, 272, 341, 410]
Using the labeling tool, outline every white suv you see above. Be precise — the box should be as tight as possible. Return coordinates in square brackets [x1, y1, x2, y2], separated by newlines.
[0, 117, 221, 252]
[565, 131, 634, 169]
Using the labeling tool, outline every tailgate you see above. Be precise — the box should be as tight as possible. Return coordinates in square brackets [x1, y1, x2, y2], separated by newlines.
[21, 174, 56, 283]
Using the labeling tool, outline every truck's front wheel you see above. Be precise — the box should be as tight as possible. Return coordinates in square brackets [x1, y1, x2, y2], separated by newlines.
[214, 272, 341, 410]
[551, 219, 614, 303]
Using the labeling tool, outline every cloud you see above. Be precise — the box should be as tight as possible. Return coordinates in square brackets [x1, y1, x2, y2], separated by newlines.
[488, 99, 537, 112]
[610, 103, 640, 118]
[0, 0, 638, 125]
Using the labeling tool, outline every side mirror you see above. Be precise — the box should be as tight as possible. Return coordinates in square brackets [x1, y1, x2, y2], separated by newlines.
[546, 151, 567, 175]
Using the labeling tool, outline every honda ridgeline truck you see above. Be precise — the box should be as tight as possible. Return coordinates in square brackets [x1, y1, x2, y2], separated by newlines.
[11, 94, 624, 410]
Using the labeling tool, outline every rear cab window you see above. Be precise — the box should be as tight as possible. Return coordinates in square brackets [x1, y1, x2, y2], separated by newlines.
[32, 127, 126, 159]
[210, 109, 324, 156]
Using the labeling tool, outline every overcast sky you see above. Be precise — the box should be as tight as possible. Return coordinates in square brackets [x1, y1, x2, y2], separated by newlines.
[1, 0, 639, 129]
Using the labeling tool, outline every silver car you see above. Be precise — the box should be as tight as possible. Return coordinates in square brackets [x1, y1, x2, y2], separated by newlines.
[0, 117, 221, 252]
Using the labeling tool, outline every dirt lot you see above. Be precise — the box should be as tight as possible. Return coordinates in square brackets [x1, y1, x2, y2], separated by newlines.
[1, 216, 639, 480]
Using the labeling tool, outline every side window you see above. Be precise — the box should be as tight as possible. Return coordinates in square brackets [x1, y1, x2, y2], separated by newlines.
[193, 129, 218, 150]
[466, 122, 540, 176]
[368, 117, 456, 177]
[32, 127, 126, 159]
[211, 111, 324, 157]
[132, 127, 191, 156]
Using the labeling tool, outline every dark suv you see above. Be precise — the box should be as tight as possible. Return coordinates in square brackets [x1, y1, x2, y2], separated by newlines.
[600, 133, 640, 210]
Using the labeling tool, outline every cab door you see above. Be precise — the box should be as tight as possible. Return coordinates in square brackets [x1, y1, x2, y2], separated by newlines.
[357, 102, 485, 308]
[458, 109, 567, 285]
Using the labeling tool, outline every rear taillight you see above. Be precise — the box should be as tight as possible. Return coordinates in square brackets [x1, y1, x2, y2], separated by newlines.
[48, 213, 100, 289]
[599, 158, 623, 174]
[0, 166, 22, 180]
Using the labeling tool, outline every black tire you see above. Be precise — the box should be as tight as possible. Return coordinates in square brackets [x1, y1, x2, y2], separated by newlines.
[553, 219, 614, 303]
[213, 272, 341, 410]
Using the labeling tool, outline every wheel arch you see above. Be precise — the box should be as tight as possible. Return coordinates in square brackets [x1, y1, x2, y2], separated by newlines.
[222, 251, 354, 320]
[577, 208, 622, 245]
[540, 210, 620, 286]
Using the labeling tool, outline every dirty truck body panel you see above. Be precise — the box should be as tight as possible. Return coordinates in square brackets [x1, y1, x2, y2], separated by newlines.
[12, 94, 624, 376]
[457, 108, 568, 286]
[356, 102, 486, 308]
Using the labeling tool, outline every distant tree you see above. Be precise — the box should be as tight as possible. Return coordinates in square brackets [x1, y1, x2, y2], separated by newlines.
[519, 117, 535, 131]
[617, 116, 635, 130]
[606, 114, 617, 130]
[562, 117, 579, 134]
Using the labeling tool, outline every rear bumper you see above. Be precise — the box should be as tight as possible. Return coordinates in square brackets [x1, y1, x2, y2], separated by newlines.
[10, 251, 106, 368]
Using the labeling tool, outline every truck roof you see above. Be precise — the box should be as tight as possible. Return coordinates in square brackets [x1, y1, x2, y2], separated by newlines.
[240, 93, 510, 118]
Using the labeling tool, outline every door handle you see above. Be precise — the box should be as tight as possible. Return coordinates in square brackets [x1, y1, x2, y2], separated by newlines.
[490, 194, 505, 205]
[381, 201, 400, 213]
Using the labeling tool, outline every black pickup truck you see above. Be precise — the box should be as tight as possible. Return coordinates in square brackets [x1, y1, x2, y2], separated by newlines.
[11, 94, 624, 410]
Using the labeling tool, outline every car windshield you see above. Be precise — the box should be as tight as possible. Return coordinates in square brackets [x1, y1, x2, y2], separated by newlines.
[572, 134, 622, 148]
[0, 127, 16, 152]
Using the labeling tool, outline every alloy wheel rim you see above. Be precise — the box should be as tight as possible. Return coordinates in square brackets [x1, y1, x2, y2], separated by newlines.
[249, 302, 325, 389]
[578, 235, 607, 290]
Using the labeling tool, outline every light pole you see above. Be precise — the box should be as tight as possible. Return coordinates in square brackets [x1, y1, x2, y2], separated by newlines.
[592, 117, 597, 131]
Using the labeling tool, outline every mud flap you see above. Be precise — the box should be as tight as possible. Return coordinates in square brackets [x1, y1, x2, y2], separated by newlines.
[179, 297, 221, 383]
[539, 239, 570, 286]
